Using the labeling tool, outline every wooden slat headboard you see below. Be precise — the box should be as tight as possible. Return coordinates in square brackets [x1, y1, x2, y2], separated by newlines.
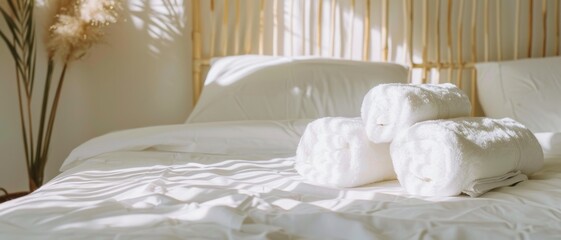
[191, 0, 561, 115]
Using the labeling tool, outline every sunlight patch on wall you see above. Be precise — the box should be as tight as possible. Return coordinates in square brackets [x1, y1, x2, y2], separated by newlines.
[127, 0, 185, 56]
[36, 0, 46, 7]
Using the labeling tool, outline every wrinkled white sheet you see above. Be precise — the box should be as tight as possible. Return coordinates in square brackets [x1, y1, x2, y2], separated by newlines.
[1, 150, 561, 239]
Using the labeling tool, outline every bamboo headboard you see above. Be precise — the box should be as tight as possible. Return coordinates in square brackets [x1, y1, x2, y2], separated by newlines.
[191, 0, 561, 115]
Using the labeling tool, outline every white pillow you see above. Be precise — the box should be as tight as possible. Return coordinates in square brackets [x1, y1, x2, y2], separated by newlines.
[534, 132, 561, 158]
[476, 56, 561, 132]
[187, 55, 408, 123]
[61, 119, 312, 171]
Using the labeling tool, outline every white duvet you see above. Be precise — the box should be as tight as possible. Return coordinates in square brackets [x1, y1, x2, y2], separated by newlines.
[1, 122, 561, 239]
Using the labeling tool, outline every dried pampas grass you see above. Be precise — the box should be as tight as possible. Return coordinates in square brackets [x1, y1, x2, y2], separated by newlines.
[0, 0, 121, 192]
[48, 0, 120, 61]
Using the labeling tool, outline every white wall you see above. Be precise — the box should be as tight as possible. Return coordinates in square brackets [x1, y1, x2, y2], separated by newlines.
[0, 0, 193, 192]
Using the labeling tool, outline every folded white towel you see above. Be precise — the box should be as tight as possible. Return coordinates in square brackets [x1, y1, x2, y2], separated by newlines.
[463, 170, 528, 197]
[295, 117, 396, 188]
[390, 117, 544, 197]
[361, 83, 471, 143]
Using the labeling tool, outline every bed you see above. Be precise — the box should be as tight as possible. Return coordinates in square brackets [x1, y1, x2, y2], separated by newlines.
[1, 0, 561, 239]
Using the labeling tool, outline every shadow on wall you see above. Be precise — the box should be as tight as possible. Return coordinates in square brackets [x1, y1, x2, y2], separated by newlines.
[34, 0, 188, 59]
[128, 0, 186, 58]
[78, 0, 192, 131]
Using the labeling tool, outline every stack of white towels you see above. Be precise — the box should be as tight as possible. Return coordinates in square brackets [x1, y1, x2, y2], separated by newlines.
[295, 83, 544, 197]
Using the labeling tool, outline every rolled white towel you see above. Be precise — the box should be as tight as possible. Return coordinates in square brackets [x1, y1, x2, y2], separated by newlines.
[390, 117, 544, 197]
[361, 83, 471, 143]
[295, 117, 396, 188]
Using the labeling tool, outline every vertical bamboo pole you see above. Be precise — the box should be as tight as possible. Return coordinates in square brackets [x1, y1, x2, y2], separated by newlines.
[291, 0, 295, 55]
[234, 0, 241, 55]
[402, 0, 409, 65]
[259, 0, 265, 55]
[471, 0, 477, 64]
[338, 1, 343, 58]
[422, 0, 429, 83]
[435, 0, 442, 83]
[515, 0, 521, 59]
[273, 0, 278, 56]
[318, 0, 323, 55]
[406, 0, 413, 83]
[471, 0, 478, 116]
[408, 0, 414, 65]
[192, 0, 202, 104]
[244, 2, 254, 54]
[484, 0, 489, 61]
[221, 0, 229, 56]
[447, 0, 453, 83]
[496, 0, 502, 60]
[302, 0, 306, 55]
[209, 0, 216, 57]
[330, 0, 337, 57]
[457, 0, 465, 88]
[350, 0, 355, 59]
[382, 0, 389, 61]
[555, 1, 561, 56]
[363, 0, 371, 61]
[528, 0, 534, 58]
[542, 0, 547, 57]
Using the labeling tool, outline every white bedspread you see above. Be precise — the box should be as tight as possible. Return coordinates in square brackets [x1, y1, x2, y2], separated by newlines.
[1, 151, 561, 239]
[1, 121, 561, 239]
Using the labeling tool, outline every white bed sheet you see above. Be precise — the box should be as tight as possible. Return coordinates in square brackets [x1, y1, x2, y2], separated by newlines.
[1, 149, 561, 239]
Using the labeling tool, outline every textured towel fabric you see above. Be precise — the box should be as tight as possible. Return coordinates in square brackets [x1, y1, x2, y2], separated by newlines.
[361, 83, 471, 143]
[390, 117, 544, 197]
[295, 117, 396, 188]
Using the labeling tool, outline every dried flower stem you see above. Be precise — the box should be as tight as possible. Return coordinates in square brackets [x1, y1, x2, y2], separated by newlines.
[33, 58, 55, 189]
[40, 60, 69, 184]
